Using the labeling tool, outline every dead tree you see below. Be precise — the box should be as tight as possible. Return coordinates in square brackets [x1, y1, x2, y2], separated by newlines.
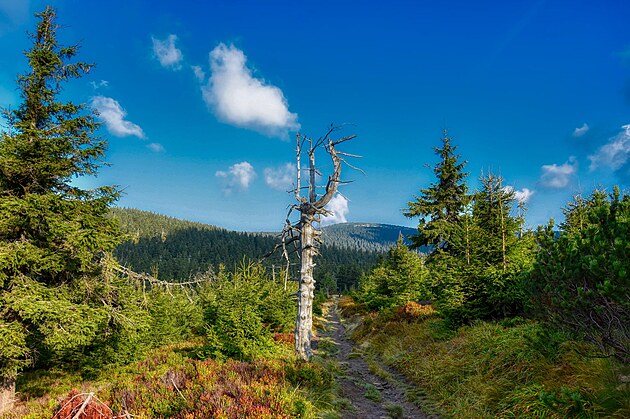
[280, 125, 357, 361]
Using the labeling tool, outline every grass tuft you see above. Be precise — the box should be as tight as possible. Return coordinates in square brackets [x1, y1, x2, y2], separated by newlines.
[346, 306, 630, 418]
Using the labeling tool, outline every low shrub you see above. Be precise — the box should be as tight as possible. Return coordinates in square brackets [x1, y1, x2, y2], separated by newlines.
[337, 295, 366, 317]
[55, 390, 113, 419]
[273, 332, 295, 347]
[200, 263, 295, 360]
[48, 345, 313, 419]
[393, 301, 436, 322]
[347, 308, 630, 418]
[354, 241, 431, 310]
[285, 361, 334, 389]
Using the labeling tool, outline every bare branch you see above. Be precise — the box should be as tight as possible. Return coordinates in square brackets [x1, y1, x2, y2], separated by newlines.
[337, 151, 363, 158]
[295, 133, 301, 201]
[339, 157, 366, 175]
[330, 134, 356, 146]
[112, 264, 210, 288]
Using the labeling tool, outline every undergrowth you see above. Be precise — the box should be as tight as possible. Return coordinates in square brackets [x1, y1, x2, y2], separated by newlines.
[340, 296, 630, 418]
[7, 340, 339, 418]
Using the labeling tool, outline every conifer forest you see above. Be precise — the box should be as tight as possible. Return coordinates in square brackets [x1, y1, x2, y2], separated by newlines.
[0, 6, 629, 419]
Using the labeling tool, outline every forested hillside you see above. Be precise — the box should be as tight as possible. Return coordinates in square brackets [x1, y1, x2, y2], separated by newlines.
[320, 222, 423, 252]
[109, 208, 385, 290]
[3, 6, 629, 419]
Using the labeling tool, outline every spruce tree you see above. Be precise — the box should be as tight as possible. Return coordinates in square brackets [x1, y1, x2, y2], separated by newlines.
[434, 171, 534, 323]
[0, 7, 123, 408]
[472, 171, 520, 269]
[404, 130, 468, 253]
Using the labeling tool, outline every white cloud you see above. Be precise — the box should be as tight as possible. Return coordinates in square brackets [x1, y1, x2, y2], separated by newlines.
[540, 157, 578, 189]
[147, 143, 165, 153]
[573, 123, 589, 137]
[202, 43, 300, 138]
[513, 187, 534, 204]
[152, 34, 183, 70]
[216, 161, 256, 194]
[90, 80, 109, 90]
[588, 125, 630, 172]
[504, 186, 534, 204]
[192, 65, 205, 82]
[321, 194, 349, 226]
[91, 96, 145, 138]
[264, 163, 295, 191]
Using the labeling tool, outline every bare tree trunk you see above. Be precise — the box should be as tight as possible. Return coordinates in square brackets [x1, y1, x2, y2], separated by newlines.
[295, 211, 316, 360]
[0, 377, 15, 414]
[280, 127, 356, 361]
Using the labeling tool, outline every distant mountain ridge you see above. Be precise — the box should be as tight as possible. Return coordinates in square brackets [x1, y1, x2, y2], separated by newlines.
[110, 207, 417, 253]
[320, 222, 416, 252]
[109, 208, 419, 288]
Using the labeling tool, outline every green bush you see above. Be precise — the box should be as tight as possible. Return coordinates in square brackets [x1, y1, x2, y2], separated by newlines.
[528, 187, 630, 362]
[76, 279, 205, 377]
[200, 263, 295, 360]
[285, 360, 333, 389]
[355, 240, 431, 310]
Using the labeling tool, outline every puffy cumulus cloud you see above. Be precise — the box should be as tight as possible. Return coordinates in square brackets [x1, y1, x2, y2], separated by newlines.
[152, 34, 183, 70]
[573, 123, 589, 137]
[147, 143, 165, 153]
[539, 157, 578, 189]
[588, 125, 630, 181]
[202, 43, 300, 138]
[191, 65, 205, 82]
[91, 96, 145, 138]
[215, 161, 256, 194]
[504, 186, 534, 204]
[264, 163, 295, 191]
[320, 194, 349, 226]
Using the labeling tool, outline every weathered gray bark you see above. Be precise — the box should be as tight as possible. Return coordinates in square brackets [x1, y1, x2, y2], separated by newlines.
[295, 211, 317, 359]
[0, 377, 15, 414]
[285, 127, 355, 361]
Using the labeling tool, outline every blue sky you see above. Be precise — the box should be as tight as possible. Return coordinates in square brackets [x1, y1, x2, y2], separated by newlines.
[1, 0, 629, 231]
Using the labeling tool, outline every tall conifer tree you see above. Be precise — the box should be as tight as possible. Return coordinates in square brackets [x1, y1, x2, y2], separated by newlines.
[472, 171, 520, 269]
[404, 130, 468, 253]
[0, 7, 123, 408]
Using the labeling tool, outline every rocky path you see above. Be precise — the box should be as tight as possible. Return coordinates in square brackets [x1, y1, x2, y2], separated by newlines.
[319, 300, 431, 419]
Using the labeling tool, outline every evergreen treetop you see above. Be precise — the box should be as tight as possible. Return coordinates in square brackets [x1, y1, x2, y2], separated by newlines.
[404, 130, 468, 252]
[1, 7, 106, 198]
[472, 171, 520, 268]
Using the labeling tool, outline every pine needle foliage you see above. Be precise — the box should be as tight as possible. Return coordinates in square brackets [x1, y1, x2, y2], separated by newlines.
[404, 130, 468, 253]
[355, 238, 431, 310]
[529, 187, 630, 363]
[0, 7, 124, 380]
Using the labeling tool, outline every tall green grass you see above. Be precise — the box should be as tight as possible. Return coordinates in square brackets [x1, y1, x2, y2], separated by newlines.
[344, 299, 630, 418]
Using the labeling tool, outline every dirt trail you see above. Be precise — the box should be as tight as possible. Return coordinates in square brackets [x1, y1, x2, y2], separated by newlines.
[319, 299, 431, 419]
